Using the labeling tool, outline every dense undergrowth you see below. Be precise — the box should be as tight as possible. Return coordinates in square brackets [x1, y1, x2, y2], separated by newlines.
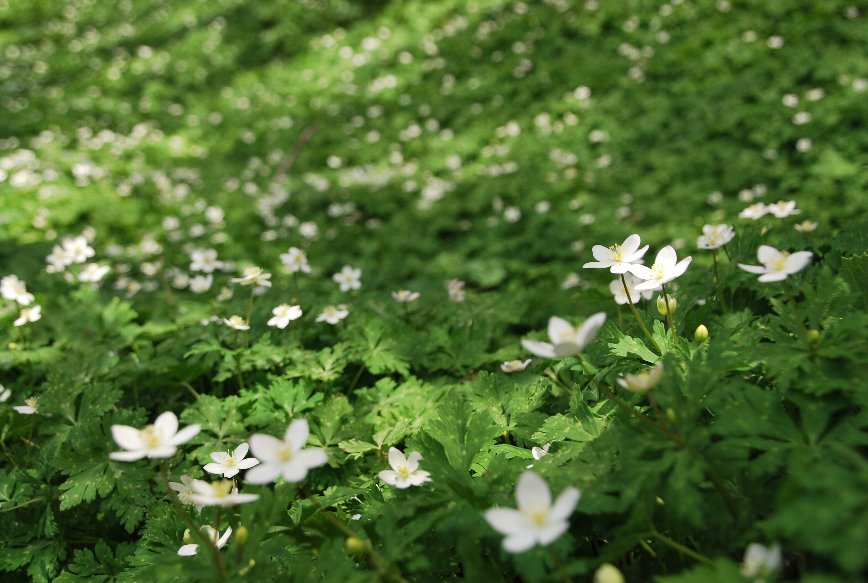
[1, 0, 867, 581]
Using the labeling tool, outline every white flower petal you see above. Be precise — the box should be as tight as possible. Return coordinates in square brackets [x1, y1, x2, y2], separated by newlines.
[575, 312, 606, 349]
[550, 487, 581, 521]
[297, 447, 328, 469]
[388, 447, 407, 470]
[756, 245, 779, 263]
[233, 442, 250, 459]
[109, 450, 146, 462]
[378, 470, 398, 485]
[244, 462, 282, 484]
[503, 532, 537, 553]
[547, 317, 573, 343]
[536, 519, 570, 546]
[786, 251, 812, 273]
[170, 424, 201, 446]
[738, 263, 767, 274]
[484, 508, 526, 536]
[249, 434, 284, 462]
[521, 339, 557, 359]
[111, 425, 143, 450]
[516, 471, 551, 512]
[153, 411, 179, 436]
[236, 458, 260, 470]
[178, 544, 199, 556]
[285, 419, 310, 448]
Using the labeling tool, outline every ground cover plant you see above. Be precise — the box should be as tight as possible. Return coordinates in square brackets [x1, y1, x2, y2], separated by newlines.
[1, 0, 867, 581]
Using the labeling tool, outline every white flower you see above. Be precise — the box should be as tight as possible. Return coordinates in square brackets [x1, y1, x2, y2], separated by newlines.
[617, 363, 664, 393]
[582, 234, 649, 274]
[391, 290, 420, 303]
[246, 419, 328, 484]
[279, 247, 311, 274]
[378, 447, 431, 489]
[794, 220, 817, 232]
[1, 275, 34, 305]
[78, 263, 110, 283]
[14, 396, 38, 415]
[697, 224, 735, 250]
[223, 315, 250, 331]
[190, 249, 224, 273]
[741, 543, 782, 581]
[630, 246, 692, 291]
[521, 313, 607, 359]
[62, 236, 95, 264]
[501, 359, 532, 373]
[484, 471, 581, 553]
[738, 245, 812, 282]
[231, 266, 272, 288]
[178, 525, 232, 557]
[169, 475, 204, 510]
[561, 272, 583, 290]
[739, 203, 769, 220]
[766, 200, 800, 218]
[267, 304, 302, 329]
[447, 279, 465, 302]
[189, 479, 260, 507]
[189, 274, 213, 293]
[109, 411, 201, 461]
[46, 245, 73, 273]
[531, 443, 551, 460]
[203, 442, 261, 478]
[0, 384, 10, 403]
[608, 273, 653, 305]
[316, 305, 349, 325]
[14, 305, 41, 327]
[333, 265, 362, 292]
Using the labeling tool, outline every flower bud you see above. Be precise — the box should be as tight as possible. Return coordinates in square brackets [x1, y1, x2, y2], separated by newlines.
[806, 329, 821, 344]
[235, 526, 249, 545]
[656, 295, 677, 315]
[694, 324, 709, 342]
[182, 529, 193, 544]
[594, 563, 625, 583]
[666, 408, 677, 424]
[345, 536, 367, 554]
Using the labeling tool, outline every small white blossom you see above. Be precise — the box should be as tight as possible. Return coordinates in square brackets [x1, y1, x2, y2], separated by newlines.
[109, 411, 201, 461]
[0, 384, 10, 403]
[738, 245, 812, 282]
[741, 543, 782, 582]
[1, 275, 34, 305]
[61, 236, 95, 264]
[190, 248, 224, 273]
[391, 290, 420, 303]
[378, 447, 431, 489]
[766, 200, 800, 218]
[531, 443, 551, 460]
[333, 265, 362, 292]
[223, 316, 250, 331]
[447, 279, 465, 302]
[608, 273, 653, 305]
[316, 305, 349, 325]
[521, 313, 607, 359]
[231, 266, 272, 288]
[168, 475, 203, 510]
[630, 246, 692, 291]
[189, 274, 213, 293]
[246, 419, 328, 484]
[501, 359, 532, 373]
[267, 304, 303, 329]
[794, 220, 817, 232]
[484, 471, 581, 553]
[189, 479, 260, 507]
[78, 263, 110, 283]
[739, 203, 769, 220]
[617, 363, 664, 393]
[178, 525, 232, 557]
[14, 396, 38, 415]
[204, 443, 260, 478]
[697, 224, 735, 250]
[280, 247, 311, 274]
[14, 305, 41, 327]
[583, 234, 649, 274]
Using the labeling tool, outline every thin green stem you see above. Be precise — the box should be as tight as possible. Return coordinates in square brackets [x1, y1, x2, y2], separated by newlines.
[0, 497, 44, 513]
[621, 274, 660, 353]
[711, 250, 728, 314]
[650, 528, 713, 565]
[660, 283, 676, 339]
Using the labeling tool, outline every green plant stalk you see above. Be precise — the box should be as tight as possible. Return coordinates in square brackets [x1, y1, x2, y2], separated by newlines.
[660, 283, 676, 339]
[650, 528, 713, 565]
[712, 249, 728, 314]
[621, 274, 660, 353]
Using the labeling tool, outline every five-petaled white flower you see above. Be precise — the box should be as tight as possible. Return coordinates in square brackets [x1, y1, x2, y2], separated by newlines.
[62, 236, 95, 264]
[169, 475, 204, 511]
[630, 246, 692, 291]
[190, 248, 224, 273]
[501, 359, 532, 373]
[766, 200, 800, 218]
[617, 363, 664, 393]
[697, 224, 735, 250]
[521, 313, 607, 359]
[316, 305, 349, 325]
[608, 273, 654, 305]
[740, 543, 782, 581]
[223, 315, 250, 331]
[109, 411, 200, 461]
[231, 266, 272, 287]
[1, 275, 34, 305]
[178, 525, 232, 557]
[484, 471, 581, 553]
[189, 479, 260, 507]
[378, 447, 431, 489]
[279, 247, 311, 274]
[14, 396, 38, 415]
[14, 305, 41, 327]
[246, 419, 328, 484]
[78, 263, 110, 283]
[267, 304, 303, 329]
[738, 245, 812, 282]
[391, 290, 420, 303]
[333, 266, 362, 292]
[739, 203, 768, 220]
[204, 443, 260, 478]
[583, 234, 649, 274]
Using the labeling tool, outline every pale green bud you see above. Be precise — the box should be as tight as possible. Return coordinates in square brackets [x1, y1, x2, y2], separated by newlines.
[656, 295, 677, 315]
[694, 324, 709, 342]
[594, 563, 625, 583]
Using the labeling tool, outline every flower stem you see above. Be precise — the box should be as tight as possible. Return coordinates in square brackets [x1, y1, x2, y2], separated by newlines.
[711, 249, 728, 314]
[660, 283, 676, 339]
[621, 274, 660, 353]
[650, 528, 713, 565]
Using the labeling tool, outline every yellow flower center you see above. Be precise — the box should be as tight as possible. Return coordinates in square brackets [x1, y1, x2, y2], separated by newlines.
[529, 510, 548, 526]
[769, 252, 789, 272]
[397, 466, 411, 479]
[212, 481, 233, 498]
[141, 425, 162, 448]
[277, 446, 294, 462]
[609, 244, 624, 262]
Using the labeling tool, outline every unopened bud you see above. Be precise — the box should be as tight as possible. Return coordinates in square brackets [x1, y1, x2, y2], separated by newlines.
[694, 324, 709, 342]
[235, 526, 249, 545]
[806, 329, 820, 344]
[182, 529, 193, 544]
[8, 342, 18, 350]
[345, 536, 367, 554]
[666, 408, 677, 424]
[594, 563, 625, 583]
[656, 295, 677, 315]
